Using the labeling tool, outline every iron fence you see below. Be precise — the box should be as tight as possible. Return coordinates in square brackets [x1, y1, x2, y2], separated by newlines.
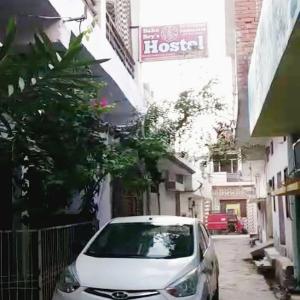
[106, 12, 135, 78]
[0, 222, 98, 300]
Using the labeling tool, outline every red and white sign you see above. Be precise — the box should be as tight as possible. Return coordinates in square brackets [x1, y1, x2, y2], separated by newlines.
[140, 23, 208, 62]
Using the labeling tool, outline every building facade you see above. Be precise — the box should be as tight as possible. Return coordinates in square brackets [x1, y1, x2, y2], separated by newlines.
[206, 151, 261, 234]
[150, 156, 205, 221]
[241, 0, 300, 287]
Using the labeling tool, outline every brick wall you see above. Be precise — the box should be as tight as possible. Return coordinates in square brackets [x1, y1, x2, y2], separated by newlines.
[235, 0, 263, 92]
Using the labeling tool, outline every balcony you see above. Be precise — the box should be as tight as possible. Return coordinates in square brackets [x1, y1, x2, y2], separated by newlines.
[83, 0, 97, 16]
[106, 12, 135, 78]
[211, 172, 254, 186]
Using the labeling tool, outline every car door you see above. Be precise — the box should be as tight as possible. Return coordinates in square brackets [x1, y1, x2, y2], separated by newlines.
[200, 223, 218, 294]
[198, 223, 213, 299]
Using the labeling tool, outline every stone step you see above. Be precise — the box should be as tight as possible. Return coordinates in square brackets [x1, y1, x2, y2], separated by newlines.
[254, 258, 272, 272]
[250, 240, 274, 260]
[264, 247, 281, 264]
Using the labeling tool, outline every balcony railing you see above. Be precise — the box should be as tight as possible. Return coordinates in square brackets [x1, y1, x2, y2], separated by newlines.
[106, 12, 135, 78]
[83, 0, 97, 16]
[227, 173, 241, 182]
[226, 173, 252, 182]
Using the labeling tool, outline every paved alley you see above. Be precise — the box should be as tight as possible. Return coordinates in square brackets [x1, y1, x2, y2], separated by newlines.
[213, 235, 276, 300]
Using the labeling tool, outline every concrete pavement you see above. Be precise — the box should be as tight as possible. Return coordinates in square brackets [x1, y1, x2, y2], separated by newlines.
[213, 235, 276, 300]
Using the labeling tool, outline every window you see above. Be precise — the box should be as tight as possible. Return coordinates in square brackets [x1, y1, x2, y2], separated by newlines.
[272, 177, 275, 190]
[270, 141, 274, 155]
[283, 168, 291, 218]
[213, 161, 220, 172]
[220, 160, 232, 173]
[200, 223, 210, 246]
[284, 168, 288, 184]
[277, 172, 282, 188]
[273, 197, 276, 212]
[283, 136, 287, 142]
[86, 223, 194, 259]
[213, 154, 238, 173]
[285, 197, 291, 219]
[268, 179, 273, 189]
[150, 184, 158, 193]
[176, 174, 184, 184]
[266, 146, 270, 162]
[198, 224, 207, 253]
[232, 159, 238, 173]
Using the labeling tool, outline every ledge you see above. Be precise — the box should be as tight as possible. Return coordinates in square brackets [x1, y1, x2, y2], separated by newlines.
[273, 181, 300, 196]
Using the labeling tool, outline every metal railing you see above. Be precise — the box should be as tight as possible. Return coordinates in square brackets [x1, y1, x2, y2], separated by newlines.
[0, 222, 98, 300]
[226, 173, 252, 182]
[106, 12, 135, 78]
[83, 0, 97, 16]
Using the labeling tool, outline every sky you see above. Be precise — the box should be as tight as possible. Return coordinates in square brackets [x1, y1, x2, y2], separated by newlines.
[139, 0, 234, 158]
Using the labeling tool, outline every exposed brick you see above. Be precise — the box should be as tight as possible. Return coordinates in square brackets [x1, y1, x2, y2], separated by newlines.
[235, 0, 263, 94]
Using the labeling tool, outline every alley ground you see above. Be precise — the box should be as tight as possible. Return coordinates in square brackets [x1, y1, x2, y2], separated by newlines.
[213, 235, 276, 300]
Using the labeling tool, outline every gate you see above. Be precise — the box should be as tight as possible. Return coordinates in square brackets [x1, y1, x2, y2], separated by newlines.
[0, 222, 98, 300]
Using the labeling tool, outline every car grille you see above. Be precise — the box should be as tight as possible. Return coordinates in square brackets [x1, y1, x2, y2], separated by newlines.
[84, 288, 160, 300]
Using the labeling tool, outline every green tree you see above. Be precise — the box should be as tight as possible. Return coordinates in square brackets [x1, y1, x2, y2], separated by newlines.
[0, 20, 120, 227]
[117, 81, 224, 214]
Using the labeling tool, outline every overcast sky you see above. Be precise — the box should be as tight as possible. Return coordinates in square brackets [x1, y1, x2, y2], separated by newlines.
[139, 0, 234, 157]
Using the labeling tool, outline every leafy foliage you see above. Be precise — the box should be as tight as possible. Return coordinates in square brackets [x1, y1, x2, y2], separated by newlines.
[144, 80, 224, 155]
[0, 20, 117, 223]
[206, 121, 237, 161]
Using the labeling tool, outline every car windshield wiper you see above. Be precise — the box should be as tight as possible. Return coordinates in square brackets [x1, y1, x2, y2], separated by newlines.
[84, 252, 147, 258]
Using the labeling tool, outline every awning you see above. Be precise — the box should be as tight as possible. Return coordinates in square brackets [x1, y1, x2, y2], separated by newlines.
[273, 181, 300, 196]
[248, 198, 266, 204]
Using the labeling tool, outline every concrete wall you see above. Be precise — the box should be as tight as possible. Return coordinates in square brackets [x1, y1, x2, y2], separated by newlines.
[248, 0, 300, 134]
[180, 194, 204, 221]
[149, 185, 176, 216]
[47, 0, 144, 111]
[266, 137, 293, 260]
[242, 159, 266, 198]
[96, 176, 112, 228]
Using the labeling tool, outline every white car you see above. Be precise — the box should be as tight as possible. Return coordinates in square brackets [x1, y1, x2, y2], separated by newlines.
[52, 216, 219, 300]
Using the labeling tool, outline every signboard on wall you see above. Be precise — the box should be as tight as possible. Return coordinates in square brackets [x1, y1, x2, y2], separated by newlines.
[140, 23, 208, 62]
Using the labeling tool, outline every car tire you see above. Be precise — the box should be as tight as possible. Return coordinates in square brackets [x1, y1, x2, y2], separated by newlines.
[212, 281, 219, 300]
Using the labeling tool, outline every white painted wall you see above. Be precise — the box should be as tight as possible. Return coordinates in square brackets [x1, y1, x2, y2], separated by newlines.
[242, 159, 267, 198]
[95, 176, 112, 228]
[266, 137, 293, 260]
[149, 185, 176, 216]
[49, 0, 145, 111]
[180, 194, 204, 221]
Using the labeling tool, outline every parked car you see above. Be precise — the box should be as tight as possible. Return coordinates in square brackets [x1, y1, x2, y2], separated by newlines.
[52, 216, 219, 300]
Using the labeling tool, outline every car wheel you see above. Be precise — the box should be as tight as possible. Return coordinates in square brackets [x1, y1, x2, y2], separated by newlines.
[212, 281, 219, 300]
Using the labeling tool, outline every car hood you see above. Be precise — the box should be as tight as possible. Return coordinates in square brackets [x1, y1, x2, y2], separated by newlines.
[76, 254, 196, 290]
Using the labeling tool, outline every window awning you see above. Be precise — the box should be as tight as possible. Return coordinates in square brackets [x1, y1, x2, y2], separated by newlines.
[273, 181, 300, 196]
[248, 198, 266, 204]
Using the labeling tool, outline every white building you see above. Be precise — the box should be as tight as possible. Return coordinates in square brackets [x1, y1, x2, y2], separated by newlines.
[264, 137, 294, 260]
[149, 155, 206, 221]
[202, 150, 266, 235]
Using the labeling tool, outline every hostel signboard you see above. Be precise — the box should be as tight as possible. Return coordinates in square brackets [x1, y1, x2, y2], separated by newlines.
[140, 23, 208, 62]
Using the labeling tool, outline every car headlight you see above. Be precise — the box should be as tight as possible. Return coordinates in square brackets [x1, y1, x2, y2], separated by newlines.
[57, 263, 80, 293]
[166, 269, 198, 297]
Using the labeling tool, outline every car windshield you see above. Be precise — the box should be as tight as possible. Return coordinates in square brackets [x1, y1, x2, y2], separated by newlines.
[85, 222, 194, 259]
